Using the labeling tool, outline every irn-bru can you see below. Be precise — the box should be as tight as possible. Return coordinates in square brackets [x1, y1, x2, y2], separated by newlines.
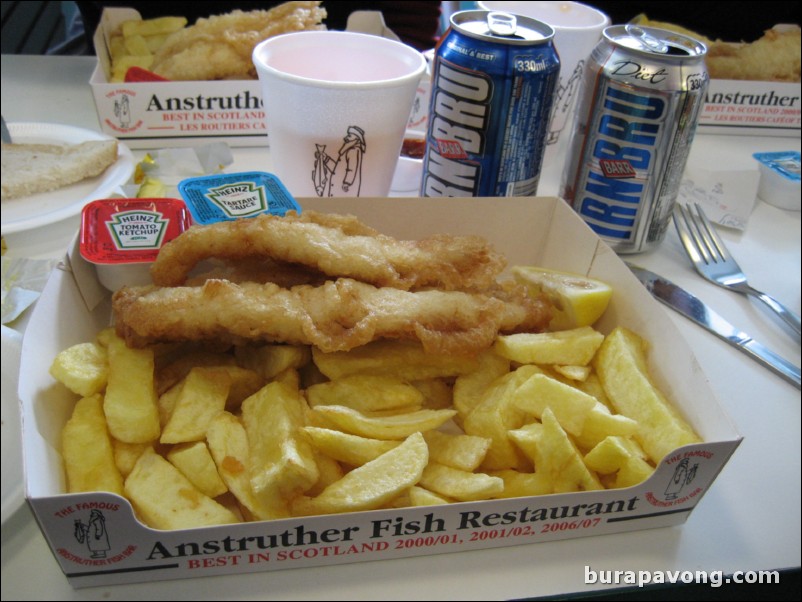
[420, 10, 559, 197]
[560, 25, 708, 253]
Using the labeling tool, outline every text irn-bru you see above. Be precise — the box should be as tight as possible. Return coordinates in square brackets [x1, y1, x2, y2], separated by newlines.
[420, 10, 559, 198]
[560, 25, 708, 254]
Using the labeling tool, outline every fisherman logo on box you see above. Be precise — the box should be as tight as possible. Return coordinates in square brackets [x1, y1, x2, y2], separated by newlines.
[74, 509, 111, 559]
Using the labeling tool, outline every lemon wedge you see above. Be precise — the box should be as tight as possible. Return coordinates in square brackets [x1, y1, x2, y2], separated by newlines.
[512, 266, 613, 331]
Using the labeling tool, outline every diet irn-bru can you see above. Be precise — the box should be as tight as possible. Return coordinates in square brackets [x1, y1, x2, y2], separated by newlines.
[560, 25, 709, 253]
[420, 10, 559, 197]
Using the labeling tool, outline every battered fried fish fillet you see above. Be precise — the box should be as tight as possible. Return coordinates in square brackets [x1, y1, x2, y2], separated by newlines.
[151, 2, 327, 81]
[706, 26, 801, 82]
[112, 278, 551, 356]
[150, 211, 508, 292]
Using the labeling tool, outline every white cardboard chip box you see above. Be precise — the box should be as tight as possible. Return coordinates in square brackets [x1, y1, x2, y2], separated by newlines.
[698, 79, 801, 137]
[88, 8, 411, 149]
[19, 196, 741, 588]
[89, 7, 266, 149]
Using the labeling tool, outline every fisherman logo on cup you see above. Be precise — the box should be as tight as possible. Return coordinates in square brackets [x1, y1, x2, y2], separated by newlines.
[312, 126, 366, 197]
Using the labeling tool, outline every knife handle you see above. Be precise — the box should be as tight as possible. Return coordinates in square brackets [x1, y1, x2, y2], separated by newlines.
[743, 339, 801, 390]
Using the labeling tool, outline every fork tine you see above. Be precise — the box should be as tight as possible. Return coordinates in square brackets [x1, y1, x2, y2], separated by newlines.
[691, 203, 730, 263]
[673, 204, 699, 262]
[674, 203, 710, 265]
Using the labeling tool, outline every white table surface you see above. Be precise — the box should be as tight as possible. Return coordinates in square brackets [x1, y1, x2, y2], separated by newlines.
[2, 54, 800, 600]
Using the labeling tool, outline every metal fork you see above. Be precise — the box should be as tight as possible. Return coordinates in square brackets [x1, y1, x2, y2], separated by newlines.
[673, 202, 801, 338]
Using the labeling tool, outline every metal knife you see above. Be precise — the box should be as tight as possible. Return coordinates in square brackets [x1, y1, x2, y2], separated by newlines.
[628, 264, 801, 390]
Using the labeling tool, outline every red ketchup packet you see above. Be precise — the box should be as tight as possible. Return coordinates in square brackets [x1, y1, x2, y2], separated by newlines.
[80, 198, 192, 291]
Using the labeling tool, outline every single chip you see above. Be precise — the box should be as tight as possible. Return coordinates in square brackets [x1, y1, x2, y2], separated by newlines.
[62, 394, 124, 495]
[291, 432, 428, 516]
[512, 373, 597, 437]
[125, 448, 238, 529]
[423, 430, 491, 472]
[494, 327, 605, 366]
[418, 462, 504, 502]
[160, 367, 230, 444]
[310, 405, 456, 441]
[313, 340, 478, 381]
[241, 381, 319, 516]
[49, 342, 108, 397]
[306, 374, 424, 413]
[167, 441, 229, 498]
[104, 333, 160, 444]
[302, 426, 400, 466]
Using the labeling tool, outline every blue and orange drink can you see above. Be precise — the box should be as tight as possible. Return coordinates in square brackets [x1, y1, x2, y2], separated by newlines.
[420, 10, 560, 197]
[560, 25, 709, 254]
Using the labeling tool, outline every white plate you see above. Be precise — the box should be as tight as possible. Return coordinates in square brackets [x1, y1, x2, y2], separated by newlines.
[1, 325, 24, 523]
[1, 123, 135, 235]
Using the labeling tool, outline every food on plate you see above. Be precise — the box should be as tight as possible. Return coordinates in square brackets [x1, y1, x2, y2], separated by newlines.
[1, 139, 118, 201]
[149, 2, 327, 81]
[511, 266, 613, 331]
[50, 212, 699, 529]
[631, 15, 801, 82]
[149, 210, 507, 291]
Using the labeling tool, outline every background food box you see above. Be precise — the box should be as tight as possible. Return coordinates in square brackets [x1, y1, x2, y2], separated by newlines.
[90, 8, 266, 149]
[698, 79, 801, 137]
[89, 8, 419, 149]
[19, 196, 741, 589]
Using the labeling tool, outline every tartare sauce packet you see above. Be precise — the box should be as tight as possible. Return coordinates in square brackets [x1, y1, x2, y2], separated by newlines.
[178, 171, 300, 225]
[80, 198, 193, 291]
[753, 151, 801, 211]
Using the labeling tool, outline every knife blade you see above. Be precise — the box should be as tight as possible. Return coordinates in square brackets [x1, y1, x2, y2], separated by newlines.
[627, 264, 801, 390]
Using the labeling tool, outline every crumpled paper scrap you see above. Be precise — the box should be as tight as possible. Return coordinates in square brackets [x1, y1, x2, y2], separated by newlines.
[123, 142, 234, 198]
[1, 256, 60, 324]
[678, 165, 760, 231]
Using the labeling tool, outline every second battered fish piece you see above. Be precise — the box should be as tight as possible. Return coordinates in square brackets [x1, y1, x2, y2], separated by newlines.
[150, 211, 508, 292]
[151, 3, 327, 80]
[113, 278, 551, 356]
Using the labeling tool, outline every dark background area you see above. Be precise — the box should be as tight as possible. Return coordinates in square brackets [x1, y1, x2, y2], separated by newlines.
[2, 1, 800, 55]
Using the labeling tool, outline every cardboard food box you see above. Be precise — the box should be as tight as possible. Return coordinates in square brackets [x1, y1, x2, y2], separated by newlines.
[19, 196, 742, 588]
[90, 8, 267, 149]
[698, 79, 801, 136]
[89, 8, 422, 149]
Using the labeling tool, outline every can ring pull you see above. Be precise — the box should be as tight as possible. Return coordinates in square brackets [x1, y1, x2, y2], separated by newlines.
[487, 11, 517, 36]
[625, 24, 669, 54]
